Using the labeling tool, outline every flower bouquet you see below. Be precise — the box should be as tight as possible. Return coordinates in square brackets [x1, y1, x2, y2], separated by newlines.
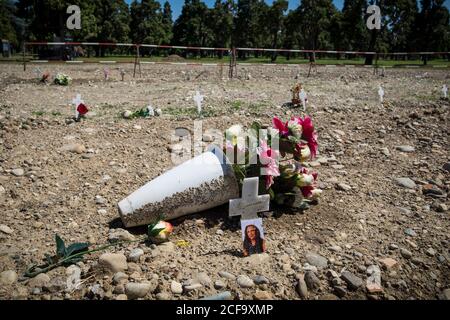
[224, 115, 322, 210]
[54, 73, 72, 86]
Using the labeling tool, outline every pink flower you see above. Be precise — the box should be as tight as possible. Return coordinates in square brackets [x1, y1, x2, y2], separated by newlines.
[258, 140, 280, 189]
[299, 116, 318, 159]
[272, 117, 289, 137]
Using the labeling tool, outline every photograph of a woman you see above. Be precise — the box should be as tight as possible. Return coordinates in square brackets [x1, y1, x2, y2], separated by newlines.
[242, 219, 266, 257]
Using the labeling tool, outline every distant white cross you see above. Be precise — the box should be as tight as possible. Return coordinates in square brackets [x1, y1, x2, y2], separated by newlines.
[299, 89, 307, 111]
[193, 91, 204, 115]
[443, 85, 448, 98]
[72, 94, 84, 118]
[378, 86, 385, 103]
[34, 68, 42, 77]
[104, 68, 109, 80]
[229, 177, 270, 221]
[147, 103, 154, 117]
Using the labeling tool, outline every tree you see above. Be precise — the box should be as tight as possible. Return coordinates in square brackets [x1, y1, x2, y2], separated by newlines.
[161, 1, 173, 44]
[384, 0, 418, 53]
[415, 0, 450, 53]
[266, 0, 288, 61]
[298, 0, 337, 50]
[172, 0, 212, 51]
[341, 0, 369, 51]
[0, 0, 19, 47]
[209, 0, 234, 56]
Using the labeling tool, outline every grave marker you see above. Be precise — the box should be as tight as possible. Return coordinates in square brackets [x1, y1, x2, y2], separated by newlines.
[378, 86, 385, 103]
[229, 177, 270, 221]
[443, 84, 448, 98]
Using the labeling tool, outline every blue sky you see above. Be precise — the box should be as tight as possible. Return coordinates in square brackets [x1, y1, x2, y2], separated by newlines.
[126, 0, 450, 20]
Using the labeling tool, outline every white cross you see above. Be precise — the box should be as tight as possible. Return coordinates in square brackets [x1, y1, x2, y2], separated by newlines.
[299, 89, 307, 111]
[34, 68, 42, 77]
[72, 94, 84, 118]
[443, 85, 448, 98]
[147, 103, 154, 117]
[104, 68, 109, 80]
[378, 86, 384, 103]
[193, 91, 204, 115]
[229, 177, 270, 221]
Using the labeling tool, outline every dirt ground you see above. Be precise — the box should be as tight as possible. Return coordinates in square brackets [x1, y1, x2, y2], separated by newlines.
[0, 63, 449, 300]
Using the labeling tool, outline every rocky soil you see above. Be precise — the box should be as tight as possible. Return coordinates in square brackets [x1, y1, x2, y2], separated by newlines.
[0, 63, 449, 300]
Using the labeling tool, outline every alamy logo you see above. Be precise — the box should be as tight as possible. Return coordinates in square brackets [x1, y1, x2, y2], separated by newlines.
[366, 5, 381, 30]
[66, 5, 81, 30]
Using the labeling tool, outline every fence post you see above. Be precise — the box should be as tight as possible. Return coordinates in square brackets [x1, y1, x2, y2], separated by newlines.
[23, 42, 26, 71]
[133, 45, 141, 78]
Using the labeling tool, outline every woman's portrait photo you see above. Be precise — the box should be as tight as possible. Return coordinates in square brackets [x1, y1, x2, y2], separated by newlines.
[241, 219, 266, 257]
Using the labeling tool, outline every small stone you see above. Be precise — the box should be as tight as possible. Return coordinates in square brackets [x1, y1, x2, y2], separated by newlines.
[396, 145, 415, 153]
[219, 271, 236, 280]
[64, 143, 86, 154]
[184, 283, 203, 292]
[426, 248, 436, 256]
[156, 292, 170, 300]
[381, 147, 390, 156]
[108, 228, 135, 242]
[99, 253, 128, 272]
[128, 248, 144, 262]
[243, 253, 270, 266]
[366, 265, 383, 294]
[334, 286, 347, 298]
[305, 252, 328, 269]
[341, 271, 363, 290]
[395, 178, 416, 189]
[441, 289, 450, 300]
[379, 258, 398, 269]
[155, 108, 162, 116]
[296, 275, 308, 299]
[95, 195, 106, 204]
[171, 280, 183, 294]
[158, 242, 175, 253]
[0, 224, 13, 234]
[404, 228, 417, 237]
[12, 168, 25, 176]
[253, 290, 272, 300]
[237, 275, 254, 288]
[125, 282, 152, 299]
[304, 271, 320, 290]
[336, 183, 352, 191]
[202, 134, 215, 142]
[116, 294, 128, 300]
[214, 280, 226, 289]
[436, 203, 448, 212]
[28, 273, 50, 288]
[0, 270, 18, 285]
[196, 272, 212, 287]
[400, 248, 412, 259]
[326, 270, 340, 279]
[113, 272, 129, 285]
[389, 244, 399, 250]
[252, 275, 269, 285]
[97, 209, 107, 215]
[443, 163, 450, 173]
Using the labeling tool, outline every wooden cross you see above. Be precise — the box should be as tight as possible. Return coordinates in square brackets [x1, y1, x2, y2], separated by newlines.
[443, 85, 448, 98]
[229, 177, 270, 221]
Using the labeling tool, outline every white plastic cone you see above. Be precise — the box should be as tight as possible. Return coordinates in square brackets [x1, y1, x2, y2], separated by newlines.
[118, 145, 239, 227]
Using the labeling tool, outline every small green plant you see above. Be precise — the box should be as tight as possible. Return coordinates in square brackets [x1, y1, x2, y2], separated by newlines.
[54, 73, 72, 86]
[230, 101, 242, 111]
[51, 111, 62, 116]
[32, 111, 45, 116]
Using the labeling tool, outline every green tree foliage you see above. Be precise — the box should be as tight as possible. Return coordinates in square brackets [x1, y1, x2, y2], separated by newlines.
[0, 0, 19, 47]
[7, 0, 450, 59]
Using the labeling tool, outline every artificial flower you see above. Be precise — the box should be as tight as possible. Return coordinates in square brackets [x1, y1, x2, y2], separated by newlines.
[272, 117, 289, 137]
[225, 124, 243, 146]
[148, 221, 173, 243]
[294, 143, 311, 162]
[300, 116, 318, 159]
[287, 118, 303, 138]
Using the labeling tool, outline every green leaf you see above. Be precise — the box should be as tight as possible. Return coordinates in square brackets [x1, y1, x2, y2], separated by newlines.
[55, 234, 66, 258]
[148, 225, 165, 238]
[65, 243, 90, 257]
